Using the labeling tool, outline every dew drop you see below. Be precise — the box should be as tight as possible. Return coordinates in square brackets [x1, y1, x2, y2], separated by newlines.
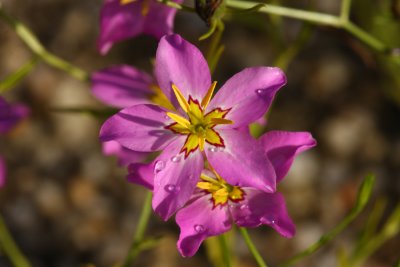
[208, 147, 218, 152]
[171, 155, 181, 163]
[240, 204, 248, 210]
[194, 224, 205, 233]
[218, 147, 225, 152]
[256, 89, 265, 95]
[164, 115, 170, 120]
[154, 160, 165, 174]
[261, 217, 276, 225]
[264, 185, 274, 192]
[164, 184, 180, 193]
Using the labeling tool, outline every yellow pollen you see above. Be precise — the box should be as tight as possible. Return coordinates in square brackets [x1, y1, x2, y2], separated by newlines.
[120, 0, 136, 4]
[165, 83, 233, 157]
[197, 174, 244, 206]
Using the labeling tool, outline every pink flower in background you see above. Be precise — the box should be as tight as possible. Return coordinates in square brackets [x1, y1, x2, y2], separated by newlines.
[0, 157, 6, 188]
[0, 97, 29, 134]
[98, 0, 182, 55]
[0, 97, 29, 188]
[102, 34, 287, 220]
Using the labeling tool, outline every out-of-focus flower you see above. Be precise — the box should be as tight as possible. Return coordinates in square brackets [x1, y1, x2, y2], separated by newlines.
[0, 97, 29, 134]
[102, 34, 287, 220]
[174, 131, 316, 257]
[0, 96, 29, 188]
[0, 157, 6, 188]
[98, 0, 182, 55]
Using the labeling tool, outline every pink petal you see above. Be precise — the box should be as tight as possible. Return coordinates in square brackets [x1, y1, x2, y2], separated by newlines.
[259, 131, 316, 182]
[91, 65, 154, 108]
[209, 67, 286, 128]
[97, 0, 144, 55]
[102, 140, 149, 166]
[0, 97, 29, 134]
[127, 162, 154, 190]
[176, 195, 231, 257]
[152, 138, 204, 220]
[231, 189, 295, 238]
[99, 104, 175, 152]
[205, 129, 276, 193]
[0, 157, 5, 188]
[155, 34, 211, 110]
[143, 0, 182, 38]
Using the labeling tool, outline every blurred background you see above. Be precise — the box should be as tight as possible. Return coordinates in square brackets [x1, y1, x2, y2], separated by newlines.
[0, 0, 399, 266]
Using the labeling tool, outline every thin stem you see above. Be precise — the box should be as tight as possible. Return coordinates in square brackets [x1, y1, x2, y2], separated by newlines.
[206, 21, 225, 74]
[0, 214, 31, 267]
[218, 234, 232, 267]
[0, 57, 39, 93]
[226, 0, 389, 53]
[0, 7, 89, 81]
[340, 0, 352, 22]
[157, 0, 195, 12]
[122, 192, 153, 267]
[279, 174, 375, 267]
[239, 228, 268, 267]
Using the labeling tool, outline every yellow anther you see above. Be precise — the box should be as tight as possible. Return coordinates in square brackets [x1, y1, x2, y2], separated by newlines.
[211, 118, 234, 125]
[166, 112, 191, 129]
[199, 137, 205, 151]
[120, 0, 136, 5]
[172, 84, 190, 113]
[201, 81, 217, 109]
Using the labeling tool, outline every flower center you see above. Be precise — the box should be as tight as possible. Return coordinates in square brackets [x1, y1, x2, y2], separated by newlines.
[197, 172, 244, 206]
[165, 82, 233, 158]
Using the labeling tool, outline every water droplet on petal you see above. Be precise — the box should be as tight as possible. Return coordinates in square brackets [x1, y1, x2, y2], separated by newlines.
[256, 89, 265, 95]
[264, 185, 274, 192]
[240, 204, 248, 210]
[164, 115, 170, 120]
[154, 161, 165, 174]
[260, 217, 276, 225]
[194, 224, 205, 233]
[208, 147, 218, 152]
[218, 147, 225, 152]
[164, 184, 180, 193]
[171, 155, 181, 163]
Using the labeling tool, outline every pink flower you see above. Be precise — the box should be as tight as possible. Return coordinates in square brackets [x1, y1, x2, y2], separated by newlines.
[98, 0, 182, 55]
[100, 34, 287, 220]
[0, 97, 29, 188]
[128, 131, 316, 256]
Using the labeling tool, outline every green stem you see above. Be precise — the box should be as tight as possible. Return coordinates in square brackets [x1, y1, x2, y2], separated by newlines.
[226, 0, 389, 53]
[122, 192, 153, 267]
[239, 228, 268, 267]
[0, 57, 39, 93]
[206, 21, 225, 75]
[218, 234, 232, 267]
[0, 214, 31, 267]
[0, 7, 89, 81]
[279, 174, 375, 267]
[340, 0, 352, 22]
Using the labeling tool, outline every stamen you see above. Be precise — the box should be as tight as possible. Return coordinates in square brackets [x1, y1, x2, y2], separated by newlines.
[201, 81, 217, 109]
[198, 137, 205, 151]
[171, 84, 190, 113]
[200, 174, 220, 184]
[211, 118, 234, 125]
[120, 0, 136, 4]
[166, 112, 191, 128]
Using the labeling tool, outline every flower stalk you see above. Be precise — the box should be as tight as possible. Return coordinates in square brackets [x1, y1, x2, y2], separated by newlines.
[0, 214, 31, 267]
[239, 227, 268, 267]
[0, 7, 89, 81]
[122, 192, 153, 267]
